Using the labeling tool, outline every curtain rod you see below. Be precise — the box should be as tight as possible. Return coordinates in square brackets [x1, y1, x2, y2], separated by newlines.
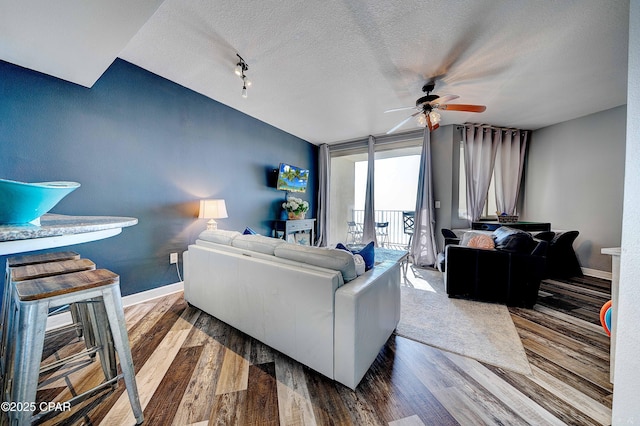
[328, 129, 424, 153]
[456, 124, 531, 133]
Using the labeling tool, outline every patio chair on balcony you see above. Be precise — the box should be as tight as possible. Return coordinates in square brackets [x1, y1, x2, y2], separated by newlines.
[346, 221, 363, 245]
[403, 211, 415, 249]
[375, 222, 389, 247]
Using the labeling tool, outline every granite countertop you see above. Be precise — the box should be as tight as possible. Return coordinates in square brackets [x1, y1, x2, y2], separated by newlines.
[0, 213, 138, 242]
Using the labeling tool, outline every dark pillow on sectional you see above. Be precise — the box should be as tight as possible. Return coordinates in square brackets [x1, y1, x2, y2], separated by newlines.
[493, 228, 535, 253]
[493, 226, 524, 243]
[492, 226, 523, 243]
[336, 242, 375, 271]
[243, 227, 257, 235]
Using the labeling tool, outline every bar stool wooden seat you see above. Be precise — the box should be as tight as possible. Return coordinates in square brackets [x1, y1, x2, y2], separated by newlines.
[1, 254, 99, 390]
[3, 269, 143, 425]
[4, 259, 107, 376]
[2, 252, 81, 340]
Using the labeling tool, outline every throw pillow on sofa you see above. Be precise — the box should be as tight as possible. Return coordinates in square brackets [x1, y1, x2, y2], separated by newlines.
[492, 227, 535, 253]
[467, 234, 495, 250]
[336, 242, 375, 271]
[243, 227, 257, 235]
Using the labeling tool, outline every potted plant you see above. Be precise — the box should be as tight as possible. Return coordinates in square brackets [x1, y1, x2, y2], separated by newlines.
[282, 196, 309, 220]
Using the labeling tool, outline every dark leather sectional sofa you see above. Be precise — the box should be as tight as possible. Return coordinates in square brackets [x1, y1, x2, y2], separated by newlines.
[444, 227, 548, 308]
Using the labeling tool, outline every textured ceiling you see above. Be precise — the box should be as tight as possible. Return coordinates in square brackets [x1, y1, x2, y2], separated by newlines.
[1, 1, 630, 144]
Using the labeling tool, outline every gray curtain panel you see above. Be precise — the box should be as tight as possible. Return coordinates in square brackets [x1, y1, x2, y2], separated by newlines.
[316, 143, 331, 246]
[411, 128, 438, 267]
[362, 135, 378, 246]
[494, 130, 529, 215]
[463, 124, 500, 222]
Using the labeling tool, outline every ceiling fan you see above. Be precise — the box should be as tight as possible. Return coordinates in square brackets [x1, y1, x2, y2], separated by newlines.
[385, 82, 486, 133]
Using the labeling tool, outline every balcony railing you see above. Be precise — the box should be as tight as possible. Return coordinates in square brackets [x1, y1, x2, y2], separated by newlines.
[351, 209, 413, 249]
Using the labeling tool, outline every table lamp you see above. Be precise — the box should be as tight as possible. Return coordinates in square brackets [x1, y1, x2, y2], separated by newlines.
[199, 199, 228, 230]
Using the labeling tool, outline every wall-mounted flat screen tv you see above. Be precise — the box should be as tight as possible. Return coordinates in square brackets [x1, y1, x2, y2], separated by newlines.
[276, 163, 308, 193]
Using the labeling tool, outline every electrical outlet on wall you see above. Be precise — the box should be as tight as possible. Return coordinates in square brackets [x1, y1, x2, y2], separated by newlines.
[170, 252, 178, 264]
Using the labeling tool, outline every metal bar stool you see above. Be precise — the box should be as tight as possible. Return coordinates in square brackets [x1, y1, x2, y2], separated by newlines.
[2, 252, 81, 346]
[346, 221, 363, 245]
[375, 222, 389, 247]
[402, 211, 415, 249]
[1, 253, 92, 384]
[2, 258, 105, 382]
[3, 269, 143, 425]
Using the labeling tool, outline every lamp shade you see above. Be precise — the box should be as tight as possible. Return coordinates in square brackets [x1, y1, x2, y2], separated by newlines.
[198, 199, 228, 219]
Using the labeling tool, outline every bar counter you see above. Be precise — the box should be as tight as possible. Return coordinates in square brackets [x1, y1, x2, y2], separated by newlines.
[0, 214, 138, 255]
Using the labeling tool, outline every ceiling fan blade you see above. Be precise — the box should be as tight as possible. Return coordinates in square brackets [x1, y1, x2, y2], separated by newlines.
[386, 111, 421, 134]
[384, 106, 416, 113]
[429, 94, 459, 105]
[438, 104, 487, 113]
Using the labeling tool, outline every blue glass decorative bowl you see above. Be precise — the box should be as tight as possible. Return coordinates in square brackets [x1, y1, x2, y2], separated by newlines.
[0, 179, 81, 225]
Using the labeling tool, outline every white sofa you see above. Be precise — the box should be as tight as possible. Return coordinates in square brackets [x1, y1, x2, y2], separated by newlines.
[183, 230, 401, 389]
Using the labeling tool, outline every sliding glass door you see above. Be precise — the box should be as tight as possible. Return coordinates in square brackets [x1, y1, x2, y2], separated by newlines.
[329, 140, 421, 248]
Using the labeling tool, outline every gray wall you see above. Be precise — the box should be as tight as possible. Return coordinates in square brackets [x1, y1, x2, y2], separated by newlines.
[522, 105, 626, 272]
[430, 125, 455, 251]
[0, 59, 317, 296]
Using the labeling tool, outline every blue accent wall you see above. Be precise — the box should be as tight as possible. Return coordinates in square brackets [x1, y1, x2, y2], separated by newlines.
[0, 59, 317, 296]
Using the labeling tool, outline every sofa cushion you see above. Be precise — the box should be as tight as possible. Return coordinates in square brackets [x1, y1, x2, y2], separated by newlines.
[232, 234, 285, 255]
[274, 243, 357, 282]
[353, 242, 375, 270]
[198, 229, 241, 245]
[353, 254, 366, 276]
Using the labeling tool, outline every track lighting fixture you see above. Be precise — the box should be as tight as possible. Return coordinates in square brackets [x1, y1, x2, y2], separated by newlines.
[235, 53, 250, 98]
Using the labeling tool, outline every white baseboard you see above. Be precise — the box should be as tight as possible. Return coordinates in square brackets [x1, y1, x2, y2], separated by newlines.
[46, 281, 184, 331]
[582, 267, 612, 281]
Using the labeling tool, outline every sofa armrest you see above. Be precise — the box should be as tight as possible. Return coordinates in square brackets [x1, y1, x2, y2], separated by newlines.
[333, 261, 401, 389]
[445, 245, 510, 300]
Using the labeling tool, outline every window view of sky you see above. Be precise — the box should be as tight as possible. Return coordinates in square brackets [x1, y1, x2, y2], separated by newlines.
[354, 156, 420, 211]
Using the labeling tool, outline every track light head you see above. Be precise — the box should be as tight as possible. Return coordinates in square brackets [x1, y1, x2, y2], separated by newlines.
[235, 53, 251, 98]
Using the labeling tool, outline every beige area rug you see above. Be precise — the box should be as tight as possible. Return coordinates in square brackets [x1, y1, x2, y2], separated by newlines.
[395, 268, 532, 376]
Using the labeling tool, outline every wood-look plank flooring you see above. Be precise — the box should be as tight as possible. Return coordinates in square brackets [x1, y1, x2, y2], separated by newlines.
[32, 272, 612, 425]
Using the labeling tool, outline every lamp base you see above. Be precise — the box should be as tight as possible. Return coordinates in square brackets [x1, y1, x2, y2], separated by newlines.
[207, 219, 218, 230]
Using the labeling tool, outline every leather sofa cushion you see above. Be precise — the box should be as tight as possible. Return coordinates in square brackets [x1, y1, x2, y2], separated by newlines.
[275, 243, 357, 282]
[232, 234, 285, 255]
[199, 229, 241, 245]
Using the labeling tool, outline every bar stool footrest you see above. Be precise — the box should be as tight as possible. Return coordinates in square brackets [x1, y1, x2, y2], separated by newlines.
[31, 375, 121, 424]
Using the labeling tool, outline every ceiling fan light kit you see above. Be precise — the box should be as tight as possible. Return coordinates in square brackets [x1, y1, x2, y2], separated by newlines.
[234, 53, 251, 98]
[385, 81, 486, 134]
